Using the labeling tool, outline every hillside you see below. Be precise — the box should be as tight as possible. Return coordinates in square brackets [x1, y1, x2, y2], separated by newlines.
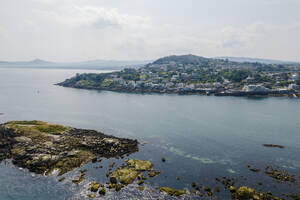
[150, 54, 300, 68]
[152, 54, 210, 65]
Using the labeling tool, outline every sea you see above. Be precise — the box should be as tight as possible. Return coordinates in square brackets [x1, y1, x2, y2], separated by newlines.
[0, 68, 299, 199]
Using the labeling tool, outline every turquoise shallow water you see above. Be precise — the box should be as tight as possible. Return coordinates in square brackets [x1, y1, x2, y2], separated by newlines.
[0, 68, 300, 199]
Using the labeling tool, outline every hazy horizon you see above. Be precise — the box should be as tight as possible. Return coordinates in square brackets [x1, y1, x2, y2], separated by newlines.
[1, 0, 300, 62]
[1, 55, 300, 64]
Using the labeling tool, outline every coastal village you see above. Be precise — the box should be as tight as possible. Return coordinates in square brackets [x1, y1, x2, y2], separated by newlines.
[59, 55, 300, 97]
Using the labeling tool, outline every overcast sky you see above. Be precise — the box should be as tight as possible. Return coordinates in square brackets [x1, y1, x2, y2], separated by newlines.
[0, 0, 300, 62]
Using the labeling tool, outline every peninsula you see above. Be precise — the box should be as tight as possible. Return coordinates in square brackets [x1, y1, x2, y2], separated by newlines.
[57, 55, 300, 97]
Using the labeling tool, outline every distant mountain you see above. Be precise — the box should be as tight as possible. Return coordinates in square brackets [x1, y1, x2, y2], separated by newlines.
[29, 59, 52, 65]
[0, 59, 52, 66]
[215, 56, 300, 65]
[0, 59, 150, 70]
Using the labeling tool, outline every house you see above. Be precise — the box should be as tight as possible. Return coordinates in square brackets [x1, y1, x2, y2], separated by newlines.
[186, 84, 195, 89]
[177, 83, 184, 88]
[242, 85, 270, 92]
[289, 84, 300, 90]
[166, 82, 174, 88]
[128, 81, 136, 88]
[290, 74, 299, 81]
[245, 76, 255, 83]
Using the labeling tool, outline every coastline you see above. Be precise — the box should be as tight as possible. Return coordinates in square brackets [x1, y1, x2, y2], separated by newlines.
[56, 83, 300, 98]
[1, 120, 299, 199]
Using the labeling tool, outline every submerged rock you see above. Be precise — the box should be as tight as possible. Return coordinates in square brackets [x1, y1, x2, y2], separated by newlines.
[159, 187, 187, 196]
[247, 165, 260, 173]
[87, 193, 96, 198]
[58, 177, 65, 182]
[72, 172, 85, 184]
[0, 121, 138, 175]
[288, 194, 300, 200]
[263, 144, 285, 149]
[264, 166, 295, 183]
[148, 170, 160, 177]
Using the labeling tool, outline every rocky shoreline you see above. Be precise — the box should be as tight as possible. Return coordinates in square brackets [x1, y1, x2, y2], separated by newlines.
[56, 82, 300, 98]
[0, 120, 138, 175]
[1, 121, 299, 199]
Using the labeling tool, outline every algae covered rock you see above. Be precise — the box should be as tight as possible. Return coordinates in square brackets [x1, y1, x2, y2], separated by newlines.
[138, 186, 145, 191]
[109, 159, 157, 186]
[72, 172, 85, 184]
[126, 159, 152, 171]
[107, 183, 123, 191]
[264, 166, 295, 183]
[233, 187, 256, 199]
[118, 168, 140, 185]
[148, 170, 160, 177]
[90, 181, 101, 192]
[137, 179, 144, 185]
[159, 187, 187, 196]
[87, 193, 96, 198]
[231, 186, 282, 200]
[0, 121, 138, 176]
[99, 186, 106, 195]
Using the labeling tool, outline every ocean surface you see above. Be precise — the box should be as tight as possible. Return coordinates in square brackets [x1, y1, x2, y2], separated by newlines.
[0, 68, 299, 199]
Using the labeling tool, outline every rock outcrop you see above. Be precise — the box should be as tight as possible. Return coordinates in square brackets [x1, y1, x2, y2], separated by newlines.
[0, 120, 138, 175]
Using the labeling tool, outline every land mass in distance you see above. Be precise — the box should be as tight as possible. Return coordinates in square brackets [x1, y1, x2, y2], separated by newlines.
[57, 54, 300, 97]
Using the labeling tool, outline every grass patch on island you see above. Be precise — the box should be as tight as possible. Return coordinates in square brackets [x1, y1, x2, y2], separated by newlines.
[7, 120, 46, 126]
[35, 124, 68, 134]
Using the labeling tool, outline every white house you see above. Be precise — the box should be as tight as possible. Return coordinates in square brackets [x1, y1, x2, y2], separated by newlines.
[289, 84, 300, 90]
[242, 85, 270, 92]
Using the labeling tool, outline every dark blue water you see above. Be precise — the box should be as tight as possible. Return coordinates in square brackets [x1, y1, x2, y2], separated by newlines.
[0, 68, 299, 199]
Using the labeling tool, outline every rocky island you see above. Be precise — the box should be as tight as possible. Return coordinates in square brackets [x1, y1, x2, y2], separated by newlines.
[0, 120, 138, 175]
[57, 54, 300, 98]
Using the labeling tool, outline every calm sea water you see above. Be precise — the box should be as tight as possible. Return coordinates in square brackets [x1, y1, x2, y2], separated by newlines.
[0, 68, 299, 199]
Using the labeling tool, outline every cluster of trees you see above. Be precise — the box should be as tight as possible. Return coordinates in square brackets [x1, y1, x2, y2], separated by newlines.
[118, 68, 140, 81]
[221, 69, 251, 82]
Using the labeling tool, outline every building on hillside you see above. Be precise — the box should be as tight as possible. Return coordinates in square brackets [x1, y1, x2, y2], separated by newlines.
[242, 85, 271, 92]
[289, 84, 300, 90]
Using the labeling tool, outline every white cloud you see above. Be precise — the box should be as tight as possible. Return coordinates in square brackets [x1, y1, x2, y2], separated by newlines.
[0, 0, 300, 62]
[34, 4, 151, 30]
[220, 22, 266, 48]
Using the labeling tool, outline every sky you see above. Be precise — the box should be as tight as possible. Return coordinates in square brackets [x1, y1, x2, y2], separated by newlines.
[0, 0, 300, 62]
